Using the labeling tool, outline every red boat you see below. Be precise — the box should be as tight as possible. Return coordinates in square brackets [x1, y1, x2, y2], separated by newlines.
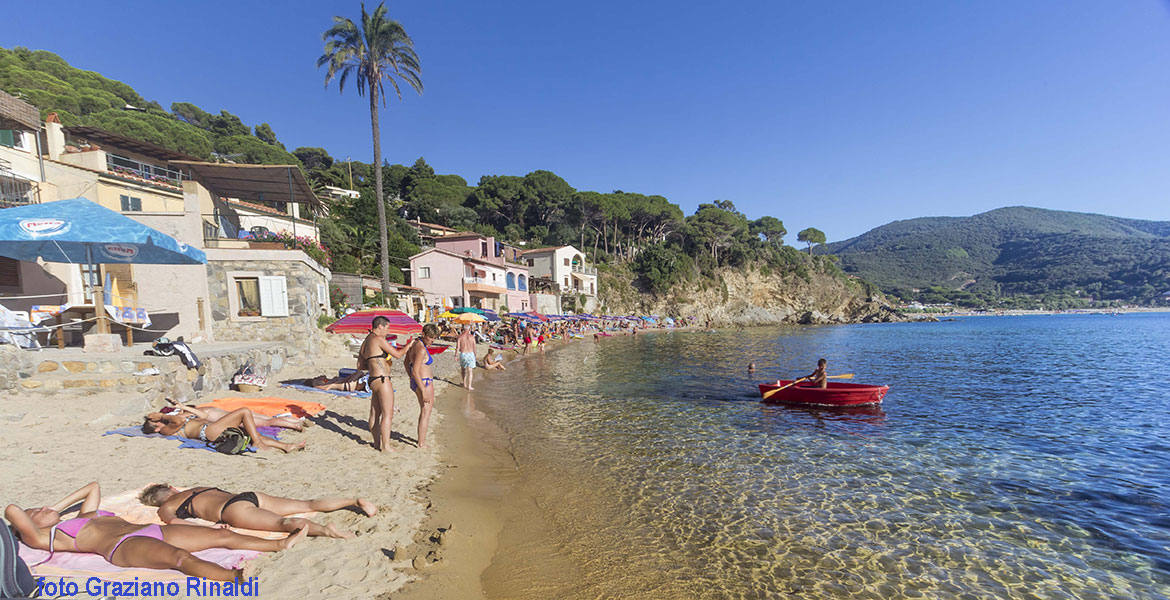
[758, 380, 889, 406]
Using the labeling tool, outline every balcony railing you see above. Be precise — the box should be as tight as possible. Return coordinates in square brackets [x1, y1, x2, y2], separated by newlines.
[571, 264, 597, 275]
[464, 277, 503, 286]
[106, 154, 184, 189]
[0, 158, 38, 208]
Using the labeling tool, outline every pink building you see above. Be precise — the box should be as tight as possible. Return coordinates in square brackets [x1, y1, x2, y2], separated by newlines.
[431, 233, 530, 313]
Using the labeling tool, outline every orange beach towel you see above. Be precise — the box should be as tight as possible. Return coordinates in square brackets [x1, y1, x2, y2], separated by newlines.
[197, 396, 327, 418]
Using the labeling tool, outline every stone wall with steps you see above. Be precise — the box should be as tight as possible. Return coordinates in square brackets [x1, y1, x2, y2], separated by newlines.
[1, 341, 305, 401]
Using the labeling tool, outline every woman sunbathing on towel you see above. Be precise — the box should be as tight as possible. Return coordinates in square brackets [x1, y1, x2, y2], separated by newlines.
[5, 482, 305, 582]
[139, 484, 377, 539]
[162, 397, 306, 431]
[141, 405, 306, 453]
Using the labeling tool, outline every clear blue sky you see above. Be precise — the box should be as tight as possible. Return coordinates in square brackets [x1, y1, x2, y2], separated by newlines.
[8, 1, 1170, 240]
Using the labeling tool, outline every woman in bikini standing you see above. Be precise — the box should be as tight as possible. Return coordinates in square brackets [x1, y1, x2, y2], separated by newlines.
[405, 323, 439, 449]
[358, 316, 408, 452]
[4, 482, 305, 582]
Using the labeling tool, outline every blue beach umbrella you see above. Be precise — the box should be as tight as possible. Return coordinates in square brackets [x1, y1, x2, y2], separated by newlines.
[0, 198, 206, 266]
[0, 199, 206, 334]
[480, 309, 501, 322]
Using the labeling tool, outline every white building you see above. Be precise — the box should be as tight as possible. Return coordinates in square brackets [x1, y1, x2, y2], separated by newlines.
[520, 245, 598, 313]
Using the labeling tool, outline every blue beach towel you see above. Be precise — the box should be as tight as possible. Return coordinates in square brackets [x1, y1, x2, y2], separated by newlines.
[103, 426, 282, 453]
[279, 383, 370, 398]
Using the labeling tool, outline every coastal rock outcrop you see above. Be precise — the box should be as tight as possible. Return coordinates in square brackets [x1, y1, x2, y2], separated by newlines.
[600, 265, 907, 326]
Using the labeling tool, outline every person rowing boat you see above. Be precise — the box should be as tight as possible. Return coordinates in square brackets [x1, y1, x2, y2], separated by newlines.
[804, 358, 828, 389]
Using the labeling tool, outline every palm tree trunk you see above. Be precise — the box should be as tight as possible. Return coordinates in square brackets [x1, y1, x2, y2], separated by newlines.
[369, 86, 391, 301]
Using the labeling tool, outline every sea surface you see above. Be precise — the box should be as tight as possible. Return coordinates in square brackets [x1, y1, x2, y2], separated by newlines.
[468, 314, 1170, 599]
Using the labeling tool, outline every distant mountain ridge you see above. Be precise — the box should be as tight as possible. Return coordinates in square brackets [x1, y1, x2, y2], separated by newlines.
[825, 207, 1170, 307]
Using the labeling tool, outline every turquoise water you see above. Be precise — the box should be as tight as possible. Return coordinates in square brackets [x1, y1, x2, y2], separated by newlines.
[474, 314, 1170, 599]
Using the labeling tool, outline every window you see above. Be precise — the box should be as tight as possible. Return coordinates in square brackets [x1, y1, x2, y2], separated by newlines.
[258, 276, 289, 317]
[518, 275, 527, 291]
[419, 266, 431, 279]
[481, 241, 488, 257]
[563, 258, 570, 266]
[0, 130, 19, 148]
[527, 259, 534, 267]
[236, 278, 262, 317]
[506, 272, 516, 290]
[120, 195, 142, 212]
[0, 257, 19, 288]
[564, 277, 569, 287]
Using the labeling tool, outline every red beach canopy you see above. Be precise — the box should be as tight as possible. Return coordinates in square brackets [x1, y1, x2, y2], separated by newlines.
[325, 309, 423, 335]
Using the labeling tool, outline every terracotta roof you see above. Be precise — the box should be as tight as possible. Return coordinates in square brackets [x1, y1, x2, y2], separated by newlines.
[0, 90, 39, 131]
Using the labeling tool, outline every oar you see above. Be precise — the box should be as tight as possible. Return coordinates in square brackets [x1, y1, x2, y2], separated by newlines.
[762, 374, 855, 400]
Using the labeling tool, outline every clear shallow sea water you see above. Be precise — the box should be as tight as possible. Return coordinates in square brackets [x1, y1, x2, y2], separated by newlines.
[471, 314, 1170, 599]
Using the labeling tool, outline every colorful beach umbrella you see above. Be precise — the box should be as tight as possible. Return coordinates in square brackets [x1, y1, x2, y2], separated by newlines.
[454, 312, 486, 324]
[325, 308, 422, 335]
[450, 307, 484, 314]
[439, 310, 458, 318]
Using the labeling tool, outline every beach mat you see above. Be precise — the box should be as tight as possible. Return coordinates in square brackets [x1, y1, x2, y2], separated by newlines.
[196, 397, 327, 417]
[20, 487, 262, 581]
[103, 426, 282, 453]
[279, 382, 370, 398]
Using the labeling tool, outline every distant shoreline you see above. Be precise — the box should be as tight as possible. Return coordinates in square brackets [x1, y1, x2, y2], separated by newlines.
[908, 307, 1170, 317]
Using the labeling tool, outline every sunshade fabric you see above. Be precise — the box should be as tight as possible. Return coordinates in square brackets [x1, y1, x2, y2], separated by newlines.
[325, 309, 422, 335]
[0, 198, 206, 265]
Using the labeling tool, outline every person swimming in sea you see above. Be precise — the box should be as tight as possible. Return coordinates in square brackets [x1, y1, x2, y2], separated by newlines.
[405, 324, 440, 449]
[747, 362, 756, 374]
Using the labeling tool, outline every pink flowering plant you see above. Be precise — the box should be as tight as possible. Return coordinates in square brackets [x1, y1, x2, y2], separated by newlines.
[266, 230, 332, 266]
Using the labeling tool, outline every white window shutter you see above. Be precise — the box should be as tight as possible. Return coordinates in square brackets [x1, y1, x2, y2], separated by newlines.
[259, 276, 289, 317]
[317, 283, 327, 306]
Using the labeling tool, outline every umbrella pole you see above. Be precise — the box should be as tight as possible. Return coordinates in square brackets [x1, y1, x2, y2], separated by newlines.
[86, 244, 110, 335]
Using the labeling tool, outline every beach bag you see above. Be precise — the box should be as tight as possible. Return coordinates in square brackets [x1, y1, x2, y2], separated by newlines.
[1, 522, 37, 598]
[209, 427, 251, 455]
[231, 363, 267, 392]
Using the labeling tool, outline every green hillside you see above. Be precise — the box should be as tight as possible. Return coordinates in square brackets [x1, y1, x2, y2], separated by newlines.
[826, 207, 1170, 308]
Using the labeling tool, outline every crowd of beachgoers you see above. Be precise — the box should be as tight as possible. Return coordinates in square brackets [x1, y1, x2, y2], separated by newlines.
[2, 312, 679, 597]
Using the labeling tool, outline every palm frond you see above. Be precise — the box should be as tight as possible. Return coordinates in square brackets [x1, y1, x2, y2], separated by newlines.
[317, 1, 423, 105]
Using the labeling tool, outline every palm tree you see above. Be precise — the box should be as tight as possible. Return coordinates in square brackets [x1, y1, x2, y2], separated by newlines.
[318, 2, 422, 301]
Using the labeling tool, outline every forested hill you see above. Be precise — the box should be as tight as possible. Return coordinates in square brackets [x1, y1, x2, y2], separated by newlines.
[825, 206, 1170, 308]
[1, 46, 899, 323]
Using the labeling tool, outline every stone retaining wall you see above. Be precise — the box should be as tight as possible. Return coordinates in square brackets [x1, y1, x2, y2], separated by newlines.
[1, 341, 302, 401]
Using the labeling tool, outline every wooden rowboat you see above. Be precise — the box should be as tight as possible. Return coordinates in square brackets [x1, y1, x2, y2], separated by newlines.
[758, 380, 889, 406]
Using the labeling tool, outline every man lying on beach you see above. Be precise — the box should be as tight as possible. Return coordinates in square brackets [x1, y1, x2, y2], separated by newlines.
[162, 397, 306, 431]
[307, 370, 369, 393]
[6, 482, 304, 582]
[483, 350, 506, 371]
[140, 484, 377, 539]
[142, 405, 306, 453]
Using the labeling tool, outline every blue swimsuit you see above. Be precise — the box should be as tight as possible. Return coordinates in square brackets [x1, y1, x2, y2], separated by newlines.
[408, 345, 434, 392]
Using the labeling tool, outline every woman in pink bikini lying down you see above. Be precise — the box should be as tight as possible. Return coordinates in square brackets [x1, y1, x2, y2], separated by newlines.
[4, 482, 305, 582]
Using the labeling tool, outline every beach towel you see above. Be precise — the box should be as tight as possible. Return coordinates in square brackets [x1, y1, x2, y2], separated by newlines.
[279, 382, 370, 397]
[103, 426, 282, 453]
[196, 397, 327, 418]
[18, 487, 265, 582]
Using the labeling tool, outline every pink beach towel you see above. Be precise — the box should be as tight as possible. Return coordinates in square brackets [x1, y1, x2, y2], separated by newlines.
[17, 486, 313, 581]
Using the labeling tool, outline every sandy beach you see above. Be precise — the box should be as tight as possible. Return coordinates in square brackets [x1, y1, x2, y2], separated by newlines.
[1, 332, 463, 599]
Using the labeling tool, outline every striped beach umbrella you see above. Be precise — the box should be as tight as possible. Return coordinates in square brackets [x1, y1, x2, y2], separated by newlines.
[325, 309, 423, 335]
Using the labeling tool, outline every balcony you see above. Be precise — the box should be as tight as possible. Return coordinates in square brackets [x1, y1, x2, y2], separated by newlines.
[105, 153, 184, 191]
[0, 158, 39, 208]
[464, 277, 507, 295]
[571, 264, 597, 276]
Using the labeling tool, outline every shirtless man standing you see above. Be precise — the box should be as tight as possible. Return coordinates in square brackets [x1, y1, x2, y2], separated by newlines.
[405, 324, 440, 449]
[358, 316, 408, 452]
[456, 325, 477, 390]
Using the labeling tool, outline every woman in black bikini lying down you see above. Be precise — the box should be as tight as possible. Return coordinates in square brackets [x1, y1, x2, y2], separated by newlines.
[307, 370, 369, 392]
[139, 485, 378, 539]
[5, 482, 305, 582]
[142, 404, 306, 453]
